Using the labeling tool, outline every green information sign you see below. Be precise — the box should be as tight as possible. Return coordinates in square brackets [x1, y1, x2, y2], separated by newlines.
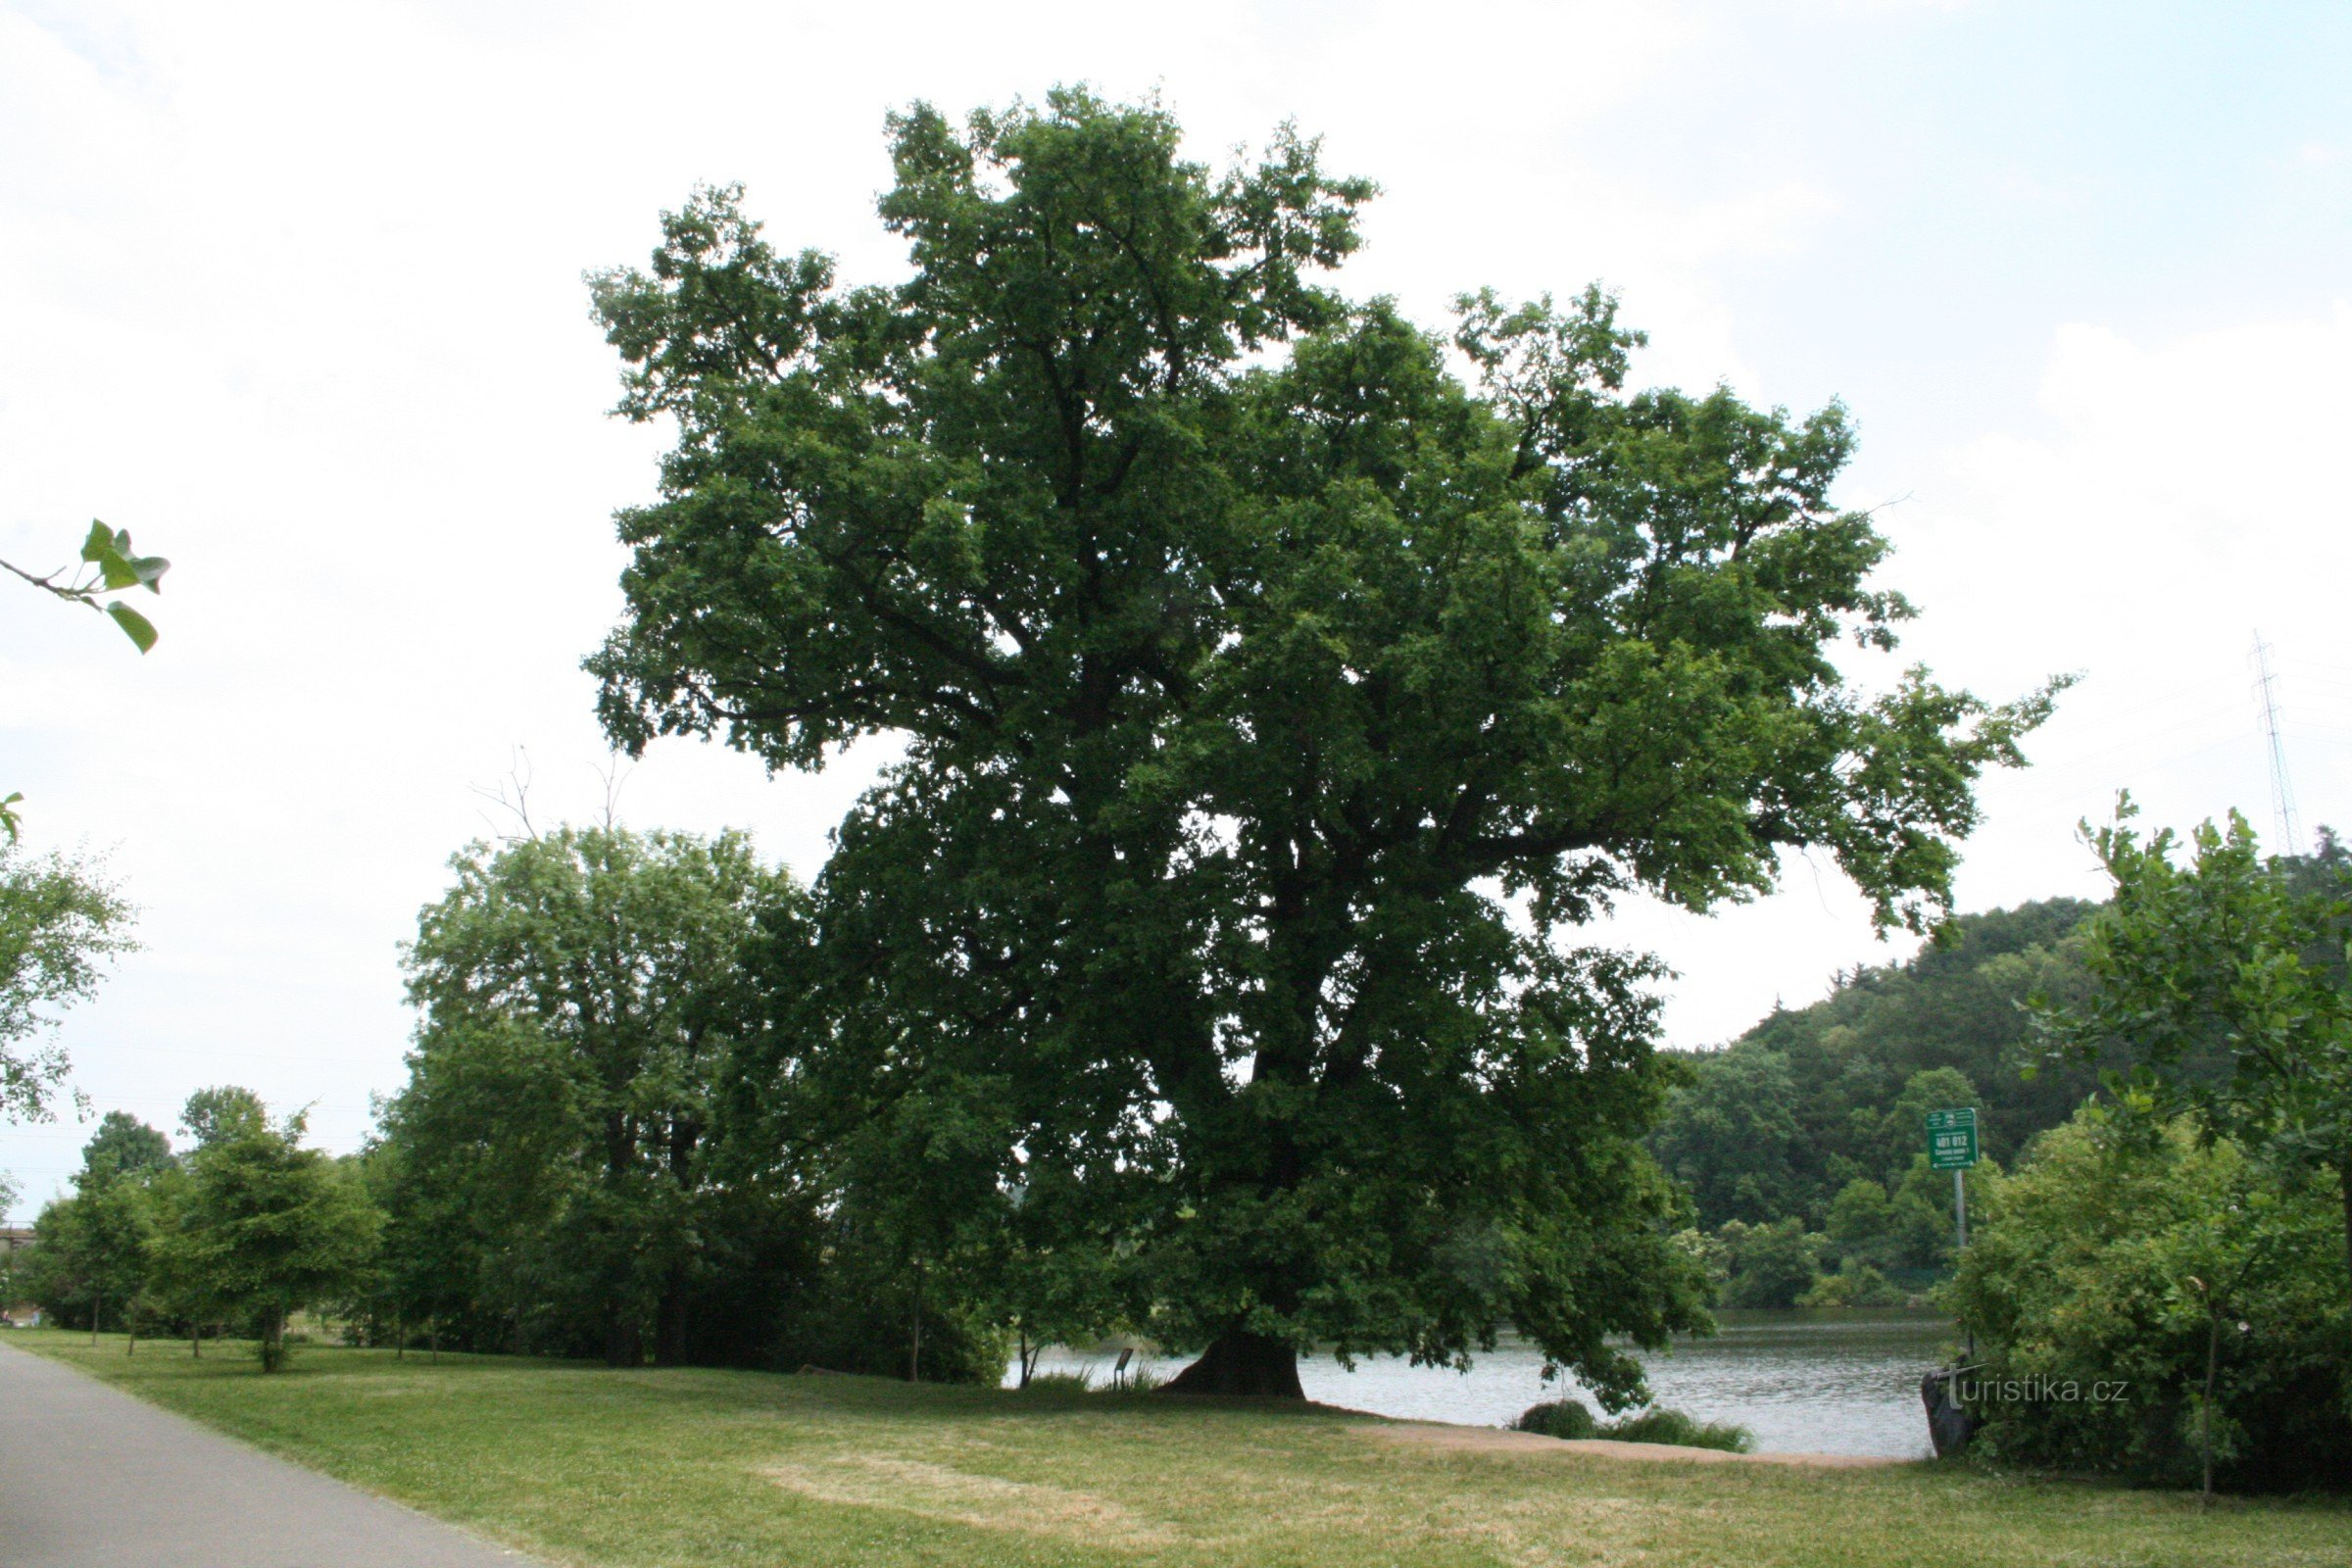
[1926, 1107, 1979, 1171]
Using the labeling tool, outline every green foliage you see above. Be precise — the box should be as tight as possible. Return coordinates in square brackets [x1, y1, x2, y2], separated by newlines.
[2034, 804, 2352, 1304]
[1512, 1396, 1598, 1439]
[1823, 1177, 1896, 1264]
[151, 1090, 381, 1371]
[178, 1086, 268, 1150]
[1948, 1110, 2351, 1492]
[1650, 1049, 1803, 1226]
[1595, 1407, 1755, 1451]
[0, 520, 168, 659]
[1512, 1396, 1752, 1450]
[1655, 898, 2101, 1239]
[1714, 1218, 1825, 1308]
[21, 1154, 158, 1332]
[0, 521, 171, 844]
[1795, 1259, 1904, 1308]
[0, 843, 137, 1122]
[382, 825, 809, 1366]
[78, 1110, 173, 1183]
[586, 88, 2049, 1399]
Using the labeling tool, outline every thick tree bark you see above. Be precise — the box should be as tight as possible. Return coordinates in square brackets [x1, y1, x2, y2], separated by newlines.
[1159, 1330, 1303, 1398]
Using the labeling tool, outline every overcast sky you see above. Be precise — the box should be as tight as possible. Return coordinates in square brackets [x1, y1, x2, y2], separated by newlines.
[5, 0, 2348, 1217]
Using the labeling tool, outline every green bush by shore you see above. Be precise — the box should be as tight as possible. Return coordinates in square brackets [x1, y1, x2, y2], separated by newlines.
[1512, 1396, 1754, 1452]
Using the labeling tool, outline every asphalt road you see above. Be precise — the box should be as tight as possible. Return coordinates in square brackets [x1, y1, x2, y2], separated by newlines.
[0, 1338, 542, 1567]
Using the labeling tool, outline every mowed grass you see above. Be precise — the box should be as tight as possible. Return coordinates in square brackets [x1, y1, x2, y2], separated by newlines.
[16, 1330, 2351, 1568]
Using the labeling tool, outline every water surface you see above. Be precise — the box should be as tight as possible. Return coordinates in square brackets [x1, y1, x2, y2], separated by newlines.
[1018, 1309, 1954, 1459]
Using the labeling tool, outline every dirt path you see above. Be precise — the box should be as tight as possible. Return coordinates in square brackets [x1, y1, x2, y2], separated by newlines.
[1360, 1419, 1906, 1469]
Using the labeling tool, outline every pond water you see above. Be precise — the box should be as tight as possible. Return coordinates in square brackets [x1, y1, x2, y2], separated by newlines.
[1016, 1309, 1956, 1459]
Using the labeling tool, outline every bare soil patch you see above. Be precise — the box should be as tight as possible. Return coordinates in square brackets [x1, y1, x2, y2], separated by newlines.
[1360, 1421, 1903, 1469]
[763, 1453, 1176, 1546]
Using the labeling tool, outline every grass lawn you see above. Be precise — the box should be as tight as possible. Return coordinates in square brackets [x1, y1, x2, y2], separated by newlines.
[14, 1329, 2349, 1568]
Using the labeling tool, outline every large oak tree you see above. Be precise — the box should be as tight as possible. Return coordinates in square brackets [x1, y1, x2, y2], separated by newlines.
[587, 90, 2053, 1397]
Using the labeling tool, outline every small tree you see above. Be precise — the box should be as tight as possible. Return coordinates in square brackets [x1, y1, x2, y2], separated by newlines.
[161, 1090, 381, 1371]
[20, 1112, 172, 1338]
[2035, 803, 2352, 1315]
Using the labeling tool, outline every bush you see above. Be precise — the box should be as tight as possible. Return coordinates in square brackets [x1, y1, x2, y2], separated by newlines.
[1598, 1407, 1754, 1452]
[1797, 1260, 1906, 1308]
[1512, 1397, 1597, 1439]
[1513, 1397, 1753, 1452]
[1947, 1110, 2351, 1493]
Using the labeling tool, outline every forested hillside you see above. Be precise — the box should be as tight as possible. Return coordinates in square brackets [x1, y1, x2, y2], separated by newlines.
[1654, 897, 2100, 1238]
[1654, 832, 2346, 1308]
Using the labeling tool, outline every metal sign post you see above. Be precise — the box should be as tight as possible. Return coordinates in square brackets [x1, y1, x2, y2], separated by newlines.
[1925, 1106, 1980, 1253]
[1926, 1106, 1982, 1361]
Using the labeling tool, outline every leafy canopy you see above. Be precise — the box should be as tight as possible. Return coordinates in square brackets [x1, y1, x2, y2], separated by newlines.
[390, 824, 802, 1365]
[155, 1090, 380, 1370]
[2034, 803, 2352, 1309]
[587, 89, 2053, 1396]
[0, 843, 136, 1122]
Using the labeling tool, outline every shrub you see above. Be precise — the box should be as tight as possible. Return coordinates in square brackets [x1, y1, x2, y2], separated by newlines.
[1512, 1397, 1597, 1439]
[1947, 1110, 2351, 1492]
[1797, 1260, 1906, 1308]
[1599, 1407, 1754, 1452]
[1514, 1397, 1754, 1452]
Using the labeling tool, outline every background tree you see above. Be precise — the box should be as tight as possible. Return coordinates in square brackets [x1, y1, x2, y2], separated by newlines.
[0, 843, 136, 1121]
[392, 825, 800, 1366]
[19, 1113, 172, 1336]
[178, 1085, 269, 1150]
[587, 91, 2055, 1397]
[2036, 804, 2352, 1312]
[158, 1087, 380, 1371]
[1650, 1050, 1803, 1226]
[1643, 893, 2130, 1300]
[78, 1109, 173, 1182]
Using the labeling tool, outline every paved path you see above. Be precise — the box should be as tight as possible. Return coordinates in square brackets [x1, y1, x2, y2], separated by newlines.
[0, 1339, 543, 1567]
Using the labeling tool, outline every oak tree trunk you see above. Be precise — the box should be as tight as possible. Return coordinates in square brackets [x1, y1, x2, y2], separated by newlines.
[1159, 1330, 1303, 1398]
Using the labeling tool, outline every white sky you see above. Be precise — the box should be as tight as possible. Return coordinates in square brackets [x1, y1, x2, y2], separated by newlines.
[6, 0, 2349, 1216]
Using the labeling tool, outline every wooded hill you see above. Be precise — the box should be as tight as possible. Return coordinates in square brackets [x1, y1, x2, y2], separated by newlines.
[1652, 897, 2102, 1238]
[1653, 831, 2345, 1306]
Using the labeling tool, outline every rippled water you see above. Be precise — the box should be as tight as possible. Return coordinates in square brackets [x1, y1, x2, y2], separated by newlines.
[1015, 1309, 1957, 1459]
